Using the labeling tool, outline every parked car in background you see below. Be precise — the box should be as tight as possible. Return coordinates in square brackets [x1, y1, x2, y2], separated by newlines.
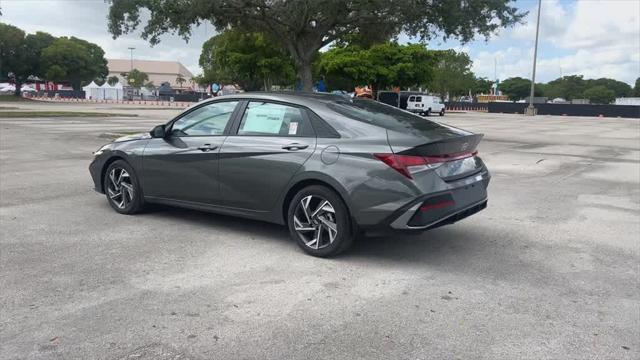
[90, 93, 489, 257]
[407, 95, 446, 116]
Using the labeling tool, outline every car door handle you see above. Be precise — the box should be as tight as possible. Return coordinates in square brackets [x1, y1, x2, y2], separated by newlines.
[197, 144, 218, 152]
[282, 143, 309, 151]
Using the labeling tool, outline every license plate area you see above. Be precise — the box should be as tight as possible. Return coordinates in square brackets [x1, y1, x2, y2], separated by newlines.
[435, 156, 482, 181]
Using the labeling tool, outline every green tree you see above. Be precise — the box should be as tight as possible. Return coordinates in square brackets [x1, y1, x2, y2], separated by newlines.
[0, 23, 29, 96]
[429, 49, 475, 100]
[583, 85, 615, 104]
[472, 77, 493, 95]
[199, 29, 295, 91]
[542, 75, 586, 100]
[144, 81, 156, 90]
[107, 0, 525, 91]
[124, 69, 149, 88]
[107, 75, 120, 86]
[500, 77, 532, 101]
[24, 31, 56, 80]
[317, 42, 435, 93]
[585, 78, 631, 98]
[41, 37, 108, 89]
[634, 77, 640, 97]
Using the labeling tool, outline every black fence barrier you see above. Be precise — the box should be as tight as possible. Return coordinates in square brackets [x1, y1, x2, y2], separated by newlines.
[445, 102, 488, 111]
[37, 90, 86, 98]
[488, 102, 640, 118]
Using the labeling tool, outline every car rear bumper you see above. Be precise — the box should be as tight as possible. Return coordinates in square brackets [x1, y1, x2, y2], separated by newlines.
[386, 169, 490, 231]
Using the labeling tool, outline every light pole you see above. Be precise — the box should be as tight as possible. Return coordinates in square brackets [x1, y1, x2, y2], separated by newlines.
[526, 0, 542, 116]
[127, 47, 135, 72]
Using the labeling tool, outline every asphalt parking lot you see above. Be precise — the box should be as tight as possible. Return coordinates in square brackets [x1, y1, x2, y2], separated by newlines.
[1, 102, 638, 359]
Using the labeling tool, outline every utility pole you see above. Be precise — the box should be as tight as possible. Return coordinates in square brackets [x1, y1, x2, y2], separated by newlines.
[128, 47, 135, 72]
[526, 0, 542, 116]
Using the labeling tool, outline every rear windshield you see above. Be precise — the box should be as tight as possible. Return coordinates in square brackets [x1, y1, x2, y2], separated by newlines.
[327, 99, 446, 134]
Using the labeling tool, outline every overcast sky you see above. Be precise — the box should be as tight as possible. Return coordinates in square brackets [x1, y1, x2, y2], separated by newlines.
[1, 0, 638, 85]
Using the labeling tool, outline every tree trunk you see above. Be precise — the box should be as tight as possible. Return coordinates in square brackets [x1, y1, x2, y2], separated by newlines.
[298, 62, 313, 92]
[13, 80, 21, 97]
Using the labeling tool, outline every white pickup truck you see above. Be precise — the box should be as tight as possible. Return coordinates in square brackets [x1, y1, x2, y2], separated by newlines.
[406, 95, 445, 116]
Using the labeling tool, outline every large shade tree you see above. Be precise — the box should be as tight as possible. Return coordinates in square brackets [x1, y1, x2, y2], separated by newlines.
[41, 37, 108, 90]
[199, 29, 295, 91]
[317, 42, 435, 92]
[0, 23, 30, 96]
[428, 49, 475, 100]
[107, 0, 525, 91]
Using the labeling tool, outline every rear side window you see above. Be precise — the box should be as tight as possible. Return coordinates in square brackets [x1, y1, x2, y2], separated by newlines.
[327, 99, 446, 133]
[237, 102, 314, 136]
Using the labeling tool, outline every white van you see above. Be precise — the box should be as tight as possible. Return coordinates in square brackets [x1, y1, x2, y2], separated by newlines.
[406, 95, 445, 116]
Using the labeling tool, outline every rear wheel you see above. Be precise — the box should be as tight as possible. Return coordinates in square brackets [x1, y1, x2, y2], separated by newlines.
[287, 185, 354, 257]
[103, 160, 144, 214]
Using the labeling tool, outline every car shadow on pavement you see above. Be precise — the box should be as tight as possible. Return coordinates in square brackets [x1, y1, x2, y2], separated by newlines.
[142, 204, 493, 265]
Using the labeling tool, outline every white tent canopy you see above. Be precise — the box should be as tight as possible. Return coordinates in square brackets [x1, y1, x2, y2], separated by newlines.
[82, 81, 101, 100]
[83, 81, 123, 100]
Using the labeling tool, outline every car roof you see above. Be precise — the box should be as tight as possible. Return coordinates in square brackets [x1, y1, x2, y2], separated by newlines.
[204, 91, 349, 108]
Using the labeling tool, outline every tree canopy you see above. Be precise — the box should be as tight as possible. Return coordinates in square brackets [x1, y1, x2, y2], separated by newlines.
[123, 69, 149, 88]
[317, 42, 435, 92]
[41, 37, 108, 90]
[199, 29, 295, 91]
[583, 85, 615, 104]
[635, 78, 640, 97]
[1, 23, 108, 93]
[428, 49, 475, 100]
[107, 0, 525, 91]
[499, 77, 541, 101]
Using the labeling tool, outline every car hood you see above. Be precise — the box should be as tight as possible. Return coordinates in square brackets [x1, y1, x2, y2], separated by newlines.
[113, 132, 151, 143]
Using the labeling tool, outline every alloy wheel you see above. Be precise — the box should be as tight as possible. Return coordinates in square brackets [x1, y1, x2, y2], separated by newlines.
[293, 195, 338, 249]
[106, 168, 134, 209]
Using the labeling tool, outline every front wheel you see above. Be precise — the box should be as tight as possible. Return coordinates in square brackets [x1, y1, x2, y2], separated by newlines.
[426, 108, 431, 116]
[103, 160, 145, 214]
[287, 185, 354, 257]
[439, 108, 445, 116]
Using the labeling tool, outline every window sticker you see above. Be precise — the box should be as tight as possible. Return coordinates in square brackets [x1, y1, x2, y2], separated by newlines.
[241, 104, 285, 134]
[288, 121, 299, 135]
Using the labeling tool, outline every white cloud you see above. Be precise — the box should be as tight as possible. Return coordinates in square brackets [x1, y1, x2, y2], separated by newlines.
[471, 0, 640, 84]
[0, 0, 214, 75]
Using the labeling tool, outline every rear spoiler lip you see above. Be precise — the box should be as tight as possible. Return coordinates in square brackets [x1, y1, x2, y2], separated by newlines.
[395, 133, 484, 157]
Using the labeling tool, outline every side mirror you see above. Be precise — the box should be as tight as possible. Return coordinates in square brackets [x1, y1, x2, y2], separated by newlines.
[150, 124, 166, 138]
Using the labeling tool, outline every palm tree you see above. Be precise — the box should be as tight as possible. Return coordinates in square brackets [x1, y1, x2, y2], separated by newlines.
[176, 74, 186, 88]
[107, 76, 120, 86]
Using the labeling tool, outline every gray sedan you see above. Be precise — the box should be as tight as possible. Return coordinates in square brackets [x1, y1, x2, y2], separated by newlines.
[89, 92, 490, 257]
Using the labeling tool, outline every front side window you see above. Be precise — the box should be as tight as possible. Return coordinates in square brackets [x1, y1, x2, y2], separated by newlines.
[171, 101, 239, 136]
[408, 96, 415, 102]
[415, 96, 422, 102]
[238, 102, 310, 136]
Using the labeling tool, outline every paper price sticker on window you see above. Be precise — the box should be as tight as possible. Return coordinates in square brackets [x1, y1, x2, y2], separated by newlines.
[288, 121, 299, 135]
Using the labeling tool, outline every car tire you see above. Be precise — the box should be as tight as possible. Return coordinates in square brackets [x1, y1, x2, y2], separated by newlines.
[287, 185, 354, 257]
[439, 109, 445, 116]
[103, 160, 145, 214]
[426, 108, 431, 116]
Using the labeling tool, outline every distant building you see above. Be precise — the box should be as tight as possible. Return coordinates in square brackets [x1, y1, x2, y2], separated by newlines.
[107, 59, 193, 91]
[615, 97, 640, 106]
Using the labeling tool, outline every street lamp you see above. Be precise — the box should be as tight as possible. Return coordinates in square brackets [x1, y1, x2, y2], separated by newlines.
[526, 0, 542, 116]
[127, 47, 135, 72]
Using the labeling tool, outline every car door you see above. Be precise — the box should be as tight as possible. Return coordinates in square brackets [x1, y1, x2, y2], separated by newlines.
[142, 100, 241, 204]
[218, 100, 317, 211]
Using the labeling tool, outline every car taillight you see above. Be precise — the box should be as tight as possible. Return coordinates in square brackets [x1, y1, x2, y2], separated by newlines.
[374, 151, 477, 179]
